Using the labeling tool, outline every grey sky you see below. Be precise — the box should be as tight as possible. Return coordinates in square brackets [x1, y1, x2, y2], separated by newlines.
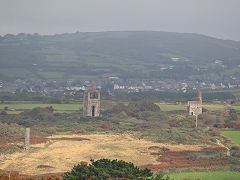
[0, 0, 239, 41]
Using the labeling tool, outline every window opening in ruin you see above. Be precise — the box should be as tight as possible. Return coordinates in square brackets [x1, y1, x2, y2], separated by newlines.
[90, 92, 98, 99]
[92, 106, 95, 117]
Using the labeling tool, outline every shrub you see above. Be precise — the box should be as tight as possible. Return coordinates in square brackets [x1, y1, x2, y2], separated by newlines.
[45, 106, 54, 112]
[225, 108, 238, 123]
[212, 129, 221, 136]
[214, 123, 225, 128]
[205, 118, 216, 124]
[232, 150, 240, 158]
[100, 122, 109, 129]
[209, 128, 221, 136]
[128, 100, 160, 112]
[126, 100, 160, 117]
[0, 110, 7, 115]
[224, 121, 240, 129]
[198, 114, 204, 120]
[63, 159, 153, 180]
[137, 111, 168, 121]
[231, 146, 240, 151]
[105, 100, 160, 118]
[170, 118, 191, 127]
[102, 103, 127, 115]
[202, 107, 208, 112]
[0, 122, 24, 137]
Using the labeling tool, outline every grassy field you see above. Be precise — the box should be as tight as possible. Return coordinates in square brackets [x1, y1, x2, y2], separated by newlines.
[0, 104, 82, 113]
[156, 103, 187, 111]
[221, 130, 240, 144]
[38, 71, 65, 78]
[232, 105, 240, 110]
[1, 102, 227, 113]
[203, 104, 226, 111]
[168, 171, 240, 180]
[0, 68, 36, 79]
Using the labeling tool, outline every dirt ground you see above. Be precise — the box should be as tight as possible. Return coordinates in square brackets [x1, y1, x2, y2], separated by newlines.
[0, 133, 225, 175]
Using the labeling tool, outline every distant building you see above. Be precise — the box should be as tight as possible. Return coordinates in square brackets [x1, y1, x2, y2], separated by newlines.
[188, 91, 202, 116]
[171, 57, 180, 62]
[83, 83, 100, 117]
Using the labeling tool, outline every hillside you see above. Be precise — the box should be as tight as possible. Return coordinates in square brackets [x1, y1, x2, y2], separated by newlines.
[0, 31, 240, 81]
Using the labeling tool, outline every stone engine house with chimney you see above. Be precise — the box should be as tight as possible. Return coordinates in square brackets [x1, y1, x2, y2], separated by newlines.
[188, 91, 202, 116]
[83, 83, 100, 117]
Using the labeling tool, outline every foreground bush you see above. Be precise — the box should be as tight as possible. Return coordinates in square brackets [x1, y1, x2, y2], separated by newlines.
[63, 159, 153, 180]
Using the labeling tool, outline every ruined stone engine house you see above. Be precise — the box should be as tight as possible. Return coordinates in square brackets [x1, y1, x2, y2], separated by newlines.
[188, 91, 203, 116]
[83, 83, 100, 117]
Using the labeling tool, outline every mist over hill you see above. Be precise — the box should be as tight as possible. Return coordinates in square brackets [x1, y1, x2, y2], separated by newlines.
[0, 31, 240, 81]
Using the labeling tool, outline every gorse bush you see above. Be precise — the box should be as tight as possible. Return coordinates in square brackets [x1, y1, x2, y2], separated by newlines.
[225, 108, 238, 122]
[127, 100, 160, 115]
[103, 100, 160, 118]
[0, 122, 24, 137]
[63, 159, 153, 180]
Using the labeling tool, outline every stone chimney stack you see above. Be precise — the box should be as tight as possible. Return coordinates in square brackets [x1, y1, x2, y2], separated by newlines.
[24, 128, 30, 150]
[92, 82, 96, 90]
[198, 91, 202, 102]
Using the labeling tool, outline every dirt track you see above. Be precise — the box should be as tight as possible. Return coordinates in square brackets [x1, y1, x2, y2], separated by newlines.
[0, 134, 226, 175]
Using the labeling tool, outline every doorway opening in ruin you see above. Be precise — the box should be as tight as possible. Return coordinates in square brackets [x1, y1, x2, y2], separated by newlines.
[191, 112, 194, 116]
[92, 106, 95, 117]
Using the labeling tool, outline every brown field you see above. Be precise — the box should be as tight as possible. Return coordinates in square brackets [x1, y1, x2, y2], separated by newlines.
[0, 134, 228, 176]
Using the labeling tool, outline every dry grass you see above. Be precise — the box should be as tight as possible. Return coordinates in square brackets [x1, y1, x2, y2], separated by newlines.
[0, 134, 210, 175]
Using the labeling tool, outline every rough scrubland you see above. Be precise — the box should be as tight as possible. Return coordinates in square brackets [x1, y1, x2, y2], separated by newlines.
[0, 134, 228, 175]
[0, 96, 240, 179]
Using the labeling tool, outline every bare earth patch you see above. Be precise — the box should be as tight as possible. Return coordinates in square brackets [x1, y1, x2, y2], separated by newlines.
[0, 134, 224, 175]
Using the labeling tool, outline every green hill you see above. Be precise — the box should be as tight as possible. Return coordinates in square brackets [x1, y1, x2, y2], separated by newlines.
[0, 31, 240, 81]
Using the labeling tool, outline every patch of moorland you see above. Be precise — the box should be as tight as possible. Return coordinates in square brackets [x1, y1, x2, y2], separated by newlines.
[0, 133, 233, 176]
[0, 99, 239, 146]
[0, 98, 240, 178]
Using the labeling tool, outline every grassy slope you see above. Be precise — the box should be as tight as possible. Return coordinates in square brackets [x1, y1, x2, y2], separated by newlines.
[168, 171, 240, 180]
[221, 130, 240, 144]
[1, 31, 240, 80]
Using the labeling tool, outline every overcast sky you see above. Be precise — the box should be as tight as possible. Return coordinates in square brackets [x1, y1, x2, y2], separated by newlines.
[0, 0, 239, 41]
